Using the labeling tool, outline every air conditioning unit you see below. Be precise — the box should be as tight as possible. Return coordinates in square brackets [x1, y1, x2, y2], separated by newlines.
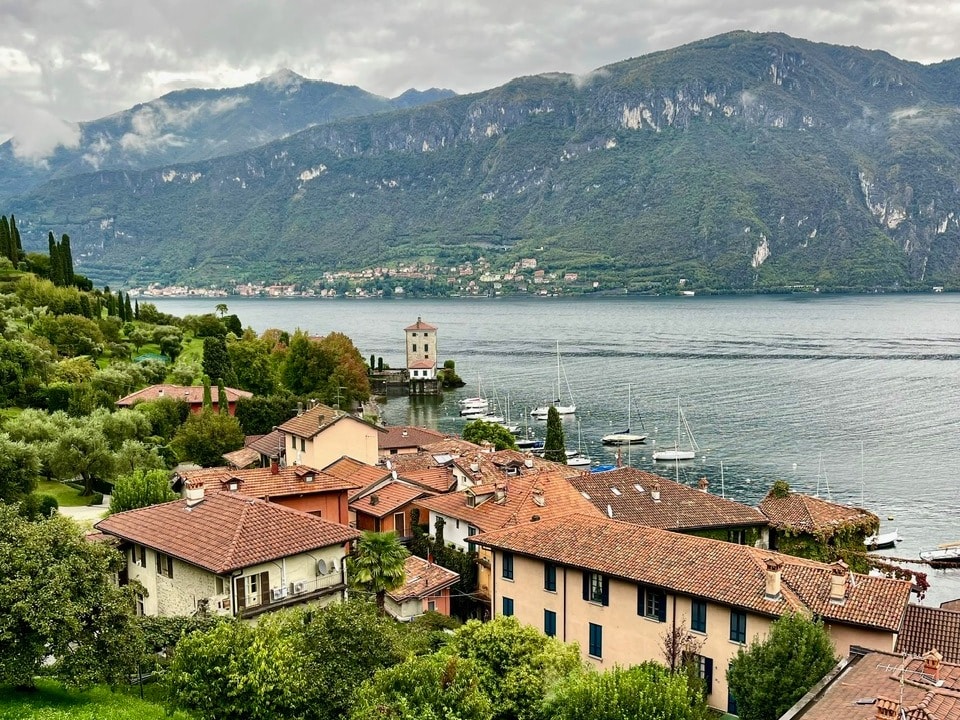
[270, 586, 288, 601]
[290, 580, 307, 595]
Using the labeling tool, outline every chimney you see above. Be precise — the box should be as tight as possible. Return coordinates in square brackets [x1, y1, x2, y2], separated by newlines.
[829, 560, 848, 604]
[532, 488, 545, 507]
[297, 402, 304, 416]
[698, 476, 709, 493]
[270, 456, 279, 475]
[764, 558, 783, 601]
[922, 648, 943, 682]
[495, 484, 507, 504]
[401, 429, 408, 437]
[185, 479, 205, 506]
[524, 457, 534, 468]
[651, 483, 661, 503]
[874, 698, 898, 720]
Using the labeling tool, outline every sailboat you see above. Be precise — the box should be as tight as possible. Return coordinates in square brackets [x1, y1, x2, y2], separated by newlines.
[601, 384, 646, 445]
[652, 397, 700, 462]
[567, 419, 592, 467]
[531, 341, 576, 418]
[459, 375, 488, 412]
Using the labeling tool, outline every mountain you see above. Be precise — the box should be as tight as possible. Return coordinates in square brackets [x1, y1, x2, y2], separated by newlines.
[8, 31, 960, 291]
[0, 70, 455, 202]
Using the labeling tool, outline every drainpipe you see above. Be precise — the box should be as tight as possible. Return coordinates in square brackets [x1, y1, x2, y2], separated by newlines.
[491, 551, 496, 619]
[562, 567, 567, 642]
[671, 594, 677, 671]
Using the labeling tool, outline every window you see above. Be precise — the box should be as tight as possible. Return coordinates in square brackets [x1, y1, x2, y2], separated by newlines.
[131, 544, 146, 568]
[695, 655, 714, 695]
[582, 571, 609, 605]
[412, 343, 417, 352]
[216, 576, 225, 595]
[467, 525, 478, 553]
[502, 597, 514, 616]
[502, 552, 514, 580]
[135, 593, 145, 616]
[544, 563, 557, 592]
[290, 435, 296, 449]
[637, 586, 666, 622]
[588, 623, 603, 658]
[728, 528, 747, 545]
[156, 552, 174, 578]
[544, 609, 557, 637]
[424, 344, 429, 352]
[691, 599, 707, 633]
[729, 610, 747, 644]
[428, 600, 436, 612]
[246, 574, 261, 606]
[300, 438, 305, 452]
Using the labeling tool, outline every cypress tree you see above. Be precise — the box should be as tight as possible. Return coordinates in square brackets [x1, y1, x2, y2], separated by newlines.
[134, 299, 140, 320]
[124, 293, 133, 321]
[217, 378, 228, 415]
[202, 375, 213, 411]
[79, 294, 92, 319]
[60, 234, 75, 285]
[543, 406, 567, 464]
[117, 290, 125, 321]
[48, 232, 63, 285]
[0, 216, 10, 263]
[9, 215, 21, 262]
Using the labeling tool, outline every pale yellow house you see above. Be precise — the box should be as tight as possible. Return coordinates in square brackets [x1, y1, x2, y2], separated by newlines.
[276, 402, 383, 468]
[474, 513, 912, 715]
[95, 482, 358, 618]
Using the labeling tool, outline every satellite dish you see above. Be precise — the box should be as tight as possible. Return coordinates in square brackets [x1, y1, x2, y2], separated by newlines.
[317, 559, 328, 575]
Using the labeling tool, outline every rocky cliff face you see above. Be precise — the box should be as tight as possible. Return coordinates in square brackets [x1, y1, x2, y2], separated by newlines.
[10, 32, 960, 289]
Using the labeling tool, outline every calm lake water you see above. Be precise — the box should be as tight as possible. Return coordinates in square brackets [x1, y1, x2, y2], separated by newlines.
[151, 293, 960, 605]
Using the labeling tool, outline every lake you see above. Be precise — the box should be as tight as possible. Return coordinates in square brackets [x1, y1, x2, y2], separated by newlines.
[150, 293, 960, 605]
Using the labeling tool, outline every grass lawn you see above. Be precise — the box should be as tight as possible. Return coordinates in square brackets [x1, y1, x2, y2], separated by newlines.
[0, 680, 191, 720]
[36, 481, 95, 508]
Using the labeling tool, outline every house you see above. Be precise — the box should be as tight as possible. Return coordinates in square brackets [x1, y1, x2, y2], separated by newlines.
[95, 482, 359, 618]
[570, 467, 770, 546]
[276, 402, 383, 467]
[350, 477, 434, 538]
[385, 555, 459, 621]
[405, 317, 437, 379]
[176, 459, 359, 524]
[472, 512, 912, 714]
[115, 383, 252, 415]
[414, 469, 600, 601]
[245, 429, 287, 467]
[759, 484, 879, 557]
[895, 604, 960, 663]
[779, 646, 960, 719]
[379, 425, 448, 456]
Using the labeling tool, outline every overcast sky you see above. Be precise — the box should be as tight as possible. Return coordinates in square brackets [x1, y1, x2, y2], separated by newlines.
[4, 0, 960, 159]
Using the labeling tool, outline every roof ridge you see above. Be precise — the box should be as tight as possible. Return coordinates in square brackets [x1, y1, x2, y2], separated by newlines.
[220, 496, 252, 571]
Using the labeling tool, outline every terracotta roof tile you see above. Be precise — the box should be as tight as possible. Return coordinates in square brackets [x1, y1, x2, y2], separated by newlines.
[404, 318, 437, 331]
[388, 555, 459, 603]
[415, 471, 601, 533]
[96, 491, 358, 574]
[247, 430, 286, 458]
[759, 491, 877, 533]
[222, 447, 261, 469]
[350, 481, 430, 518]
[379, 426, 448, 451]
[178, 464, 360, 499]
[570, 467, 768, 530]
[791, 650, 960, 720]
[472, 513, 911, 632]
[277, 404, 383, 439]
[408, 359, 436, 369]
[397, 467, 456, 493]
[897, 605, 960, 664]
[323, 456, 391, 487]
[115, 384, 252, 407]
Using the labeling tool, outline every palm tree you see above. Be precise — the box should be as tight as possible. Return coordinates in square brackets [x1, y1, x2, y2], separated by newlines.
[348, 531, 409, 612]
[215, 303, 228, 318]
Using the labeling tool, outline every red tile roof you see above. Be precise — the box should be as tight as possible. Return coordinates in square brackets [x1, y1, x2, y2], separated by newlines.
[379, 426, 448, 451]
[222, 447, 261, 469]
[571, 467, 768, 531]
[96, 491, 359, 574]
[759, 491, 878, 533]
[247, 430, 286, 458]
[277, 404, 383, 440]
[897, 605, 960, 664]
[323, 456, 391, 488]
[789, 650, 960, 720]
[178, 464, 360, 499]
[388, 555, 459, 603]
[350, 481, 430, 518]
[404, 318, 437, 331]
[397, 467, 456, 493]
[415, 471, 600, 533]
[472, 513, 911, 632]
[115, 384, 252, 407]
[408, 359, 436, 369]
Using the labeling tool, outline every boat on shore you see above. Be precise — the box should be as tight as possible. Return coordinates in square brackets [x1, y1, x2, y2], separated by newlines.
[865, 528, 902, 551]
[652, 397, 700, 462]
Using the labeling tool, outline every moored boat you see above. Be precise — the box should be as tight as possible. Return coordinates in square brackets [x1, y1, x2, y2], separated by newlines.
[864, 528, 902, 551]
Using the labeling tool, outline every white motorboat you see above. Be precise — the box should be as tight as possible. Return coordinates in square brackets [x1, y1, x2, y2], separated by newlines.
[531, 341, 576, 417]
[652, 397, 700, 462]
[920, 541, 960, 567]
[864, 528, 902, 551]
[601, 384, 646, 445]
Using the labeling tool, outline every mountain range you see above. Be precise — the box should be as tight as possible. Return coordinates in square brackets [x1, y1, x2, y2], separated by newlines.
[5, 31, 960, 292]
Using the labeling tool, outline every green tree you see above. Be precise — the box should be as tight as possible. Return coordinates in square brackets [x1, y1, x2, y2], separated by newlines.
[202, 336, 236, 386]
[351, 654, 493, 720]
[47, 423, 116, 495]
[132, 397, 190, 440]
[172, 410, 244, 467]
[0, 433, 41, 502]
[47, 232, 63, 286]
[233, 394, 297, 435]
[448, 616, 583, 720]
[202, 374, 212, 411]
[348, 530, 409, 612]
[215, 303, 228, 318]
[60, 234, 75, 286]
[727, 612, 838, 720]
[109, 468, 176, 514]
[216, 378, 229, 415]
[227, 330, 277, 395]
[0, 505, 142, 689]
[281, 330, 332, 396]
[463, 419, 519, 450]
[546, 662, 709, 720]
[543, 405, 567, 463]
